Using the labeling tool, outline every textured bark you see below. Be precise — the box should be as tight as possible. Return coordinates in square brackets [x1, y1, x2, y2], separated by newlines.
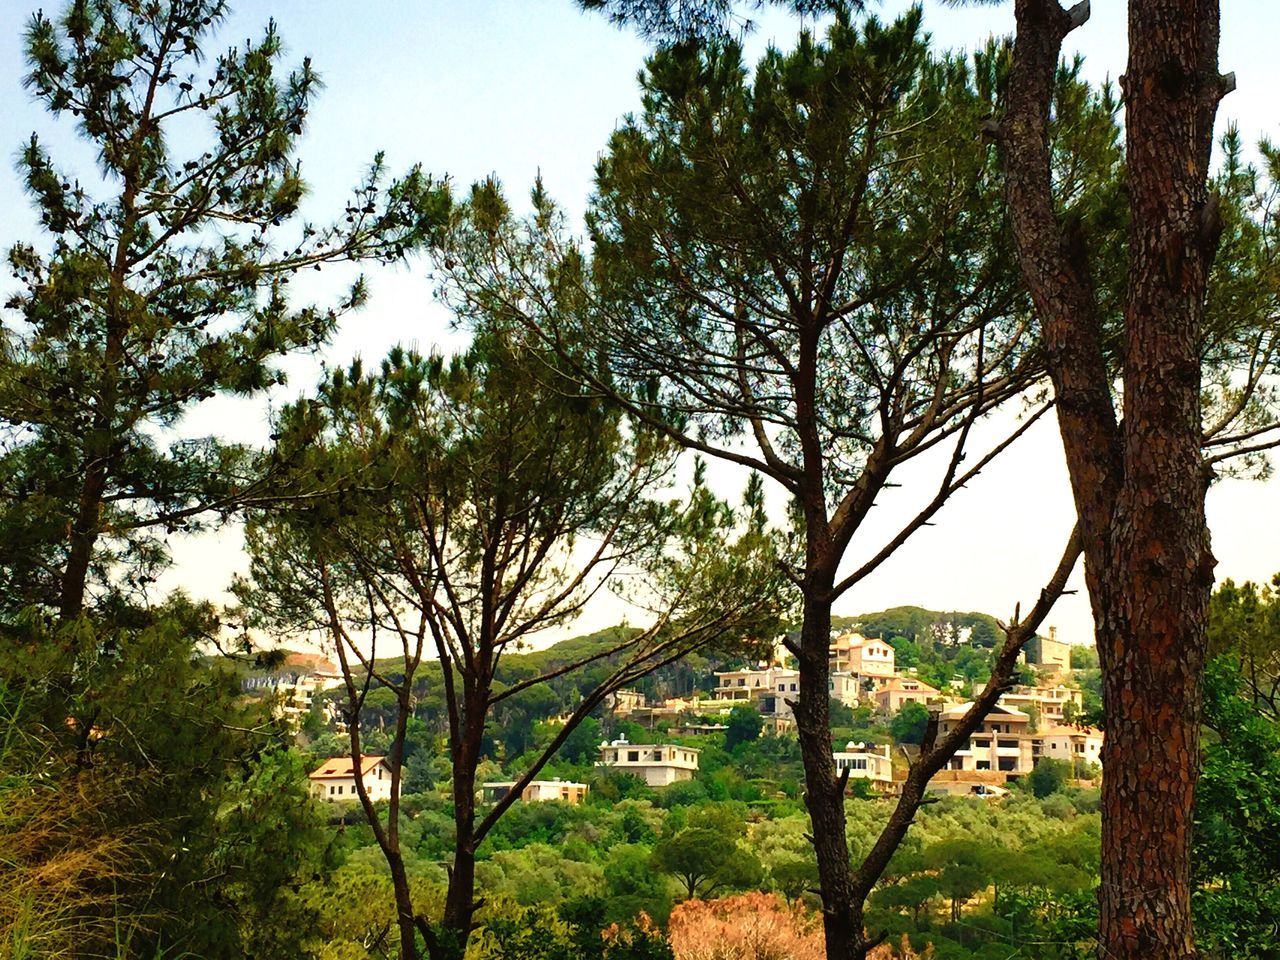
[999, 2, 1225, 956]
[794, 585, 863, 960]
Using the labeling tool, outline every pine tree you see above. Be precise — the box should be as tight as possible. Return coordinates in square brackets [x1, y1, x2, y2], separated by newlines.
[0, 0, 448, 621]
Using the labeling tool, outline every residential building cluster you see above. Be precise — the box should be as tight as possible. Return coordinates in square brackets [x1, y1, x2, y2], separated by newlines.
[303, 626, 1101, 805]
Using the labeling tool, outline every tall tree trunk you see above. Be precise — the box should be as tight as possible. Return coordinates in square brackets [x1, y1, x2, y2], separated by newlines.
[438, 702, 484, 960]
[1097, 3, 1221, 956]
[795, 585, 865, 960]
[999, 2, 1227, 957]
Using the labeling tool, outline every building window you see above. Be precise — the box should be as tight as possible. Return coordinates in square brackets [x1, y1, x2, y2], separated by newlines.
[976, 761, 991, 771]
[998, 757, 1016, 772]
[329, 785, 335, 795]
[998, 739, 1018, 749]
[627, 751, 639, 762]
[974, 739, 991, 748]
[652, 750, 663, 762]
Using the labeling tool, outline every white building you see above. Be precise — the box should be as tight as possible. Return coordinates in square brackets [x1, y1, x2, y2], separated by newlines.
[1041, 724, 1104, 767]
[829, 671, 865, 707]
[308, 755, 398, 802]
[828, 633, 896, 687]
[998, 685, 1084, 723]
[712, 666, 799, 719]
[480, 779, 588, 805]
[938, 703, 1035, 775]
[597, 738, 700, 786]
[832, 741, 894, 786]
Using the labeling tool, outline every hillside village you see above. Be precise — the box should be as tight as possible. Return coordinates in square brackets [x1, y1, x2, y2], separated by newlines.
[245, 612, 1103, 808]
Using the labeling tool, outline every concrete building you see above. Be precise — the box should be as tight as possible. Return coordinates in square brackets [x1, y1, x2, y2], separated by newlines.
[1024, 628, 1072, 676]
[308, 755, 398, 803]
[1041, 724, 1104, 767]
[998, 684, 1083, 724]
[828, 633, 896, 686]
[829, 671, 866, 707]
[832, 741, 894, 787]
[480, 779, 588, 805]
[712, 666, 799, 719]
[938, 703, 1035, 775]
[873, 676, 940, 714]
[597, 738, 700, 786]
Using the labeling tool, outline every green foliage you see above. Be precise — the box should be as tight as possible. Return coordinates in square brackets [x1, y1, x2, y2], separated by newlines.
[0, 603, 330, 959]
[1193, 657, 1280, 958]
[724, 704, 763, 750]
[1208, 574, 1280, 720]
[0, 0, 446, 617]
[890, 701, 929, 746]
[651, 826, 763, 900]
[1026, 758, 1072, 799]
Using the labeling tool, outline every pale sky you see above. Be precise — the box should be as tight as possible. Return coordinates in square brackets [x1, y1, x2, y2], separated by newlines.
[2, 1, 1278, 648]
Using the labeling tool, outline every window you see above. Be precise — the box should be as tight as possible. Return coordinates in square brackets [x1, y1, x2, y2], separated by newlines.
[627, 751, 639, 762]
[976, 760, 991, 770]
[1074, 743, 1084, 754]
[973, 738, 991, 748]
[652, 750, 663, 762]
[329, 785, 335, 796]
[998, 739, 1019, 749]
[337, 785, 344, 795]
[998, 757, 1016, 772]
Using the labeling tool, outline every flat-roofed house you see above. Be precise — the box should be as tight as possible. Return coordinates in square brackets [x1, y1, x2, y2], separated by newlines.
[937, 703, 1035, 776]
[832, 741, 894, 787]
[1040, 724, 1104, 767]
[597, 738, 700, 786]
[712, 666, 799, 719]
[480, 779, 588, 805]
[309, 755, 398, 802]
[998, 684, 1084, 723]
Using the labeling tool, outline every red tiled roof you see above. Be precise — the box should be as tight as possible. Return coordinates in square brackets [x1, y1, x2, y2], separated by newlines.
[308, 755, 388, 780]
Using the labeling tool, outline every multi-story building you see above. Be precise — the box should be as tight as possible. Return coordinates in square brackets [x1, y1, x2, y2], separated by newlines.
[480, 779, 588, 805]
[1040, 724, 1104, 768]
[832, 741, 894, 787]
[308, 755, 398, 802]
[829, 671, 866, 707]
[1023, 627, 1073, 676]
[828, 632, 896, 686]
[873, 676, 940, 714]
[712, 666, 799, 719]
[937, 703, 1035, 775]
[998, 684, 1083, 723]
[597, 738, 700, 786]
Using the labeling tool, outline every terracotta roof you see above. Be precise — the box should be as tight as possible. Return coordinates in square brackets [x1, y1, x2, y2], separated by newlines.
[308, 755, 388, 780]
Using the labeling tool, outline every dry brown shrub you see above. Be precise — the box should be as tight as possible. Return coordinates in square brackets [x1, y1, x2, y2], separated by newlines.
[668, 893, 932, 960]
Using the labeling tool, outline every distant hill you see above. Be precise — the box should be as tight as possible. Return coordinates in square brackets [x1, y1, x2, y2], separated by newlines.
[836, 605, 1005, 648]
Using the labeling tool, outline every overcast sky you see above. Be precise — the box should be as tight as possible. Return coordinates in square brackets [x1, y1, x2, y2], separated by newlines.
[2, 1, 1278, 648]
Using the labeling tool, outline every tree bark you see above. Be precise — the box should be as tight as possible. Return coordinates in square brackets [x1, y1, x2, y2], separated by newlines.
[999, 2, 1225, 956]
[795, 585, 865, 960]
[1096, 4, 1221, 956]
